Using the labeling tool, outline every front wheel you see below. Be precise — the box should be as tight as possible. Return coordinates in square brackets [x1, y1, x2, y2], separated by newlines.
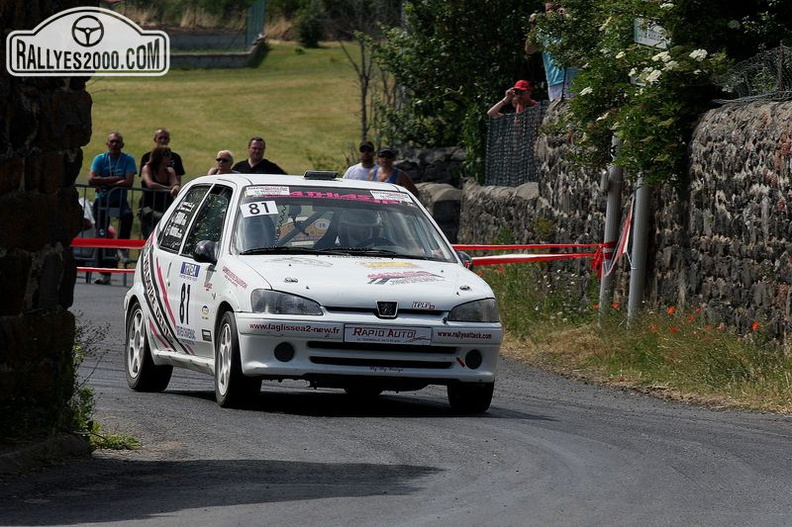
[125, 301, 172, 392]
[215, 311, 262, 408]
[447, 382, 494, 414]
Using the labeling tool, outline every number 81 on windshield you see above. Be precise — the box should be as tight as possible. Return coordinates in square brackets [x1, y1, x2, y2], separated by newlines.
[241, 201, 278, 217]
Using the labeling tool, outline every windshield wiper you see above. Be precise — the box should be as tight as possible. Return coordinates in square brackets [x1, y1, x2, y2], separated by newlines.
[332, 247, 403, 257]
[240, 246, 340, 256]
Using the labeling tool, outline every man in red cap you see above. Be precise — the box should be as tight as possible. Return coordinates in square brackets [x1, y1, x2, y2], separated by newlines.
[486, 79, 539, 117]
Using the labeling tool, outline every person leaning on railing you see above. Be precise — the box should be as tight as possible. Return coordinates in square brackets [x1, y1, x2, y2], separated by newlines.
[139, 145, 180, 239]
[88, 130, 136, 285]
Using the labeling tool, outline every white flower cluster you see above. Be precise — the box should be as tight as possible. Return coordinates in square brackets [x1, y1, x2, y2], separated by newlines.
[579, 86, 594, 96]
[689, 49, 708, 61]
[652, 51, 672, 63]
[645, 69, 662, 84]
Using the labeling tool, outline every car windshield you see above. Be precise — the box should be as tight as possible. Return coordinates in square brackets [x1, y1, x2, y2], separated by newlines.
[232, 184, 457, 262]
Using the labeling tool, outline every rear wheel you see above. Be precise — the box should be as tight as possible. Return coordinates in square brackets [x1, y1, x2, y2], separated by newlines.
[215, 311, 262, 408]
[447, 382, 494, 414]
[125, 301, 172, 392]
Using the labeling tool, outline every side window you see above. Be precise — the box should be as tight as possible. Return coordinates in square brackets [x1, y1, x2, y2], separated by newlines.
[158, 185, 210, 253]
[182, 186, 233, 256]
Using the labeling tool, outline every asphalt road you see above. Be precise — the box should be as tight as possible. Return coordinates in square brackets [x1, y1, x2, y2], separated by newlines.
[2, 280, 792, 526]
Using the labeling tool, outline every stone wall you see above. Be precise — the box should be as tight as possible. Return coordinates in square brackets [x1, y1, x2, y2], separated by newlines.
[0, 1, 90, 437]
[422, 99, 792, 340]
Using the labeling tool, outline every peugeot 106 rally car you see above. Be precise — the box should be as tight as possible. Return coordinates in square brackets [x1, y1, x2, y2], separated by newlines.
[124, 171, 502, 412]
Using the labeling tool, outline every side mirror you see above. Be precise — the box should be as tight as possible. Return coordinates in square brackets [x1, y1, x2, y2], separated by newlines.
[457, 250, 474, 271]
[193, 240, 217, 265]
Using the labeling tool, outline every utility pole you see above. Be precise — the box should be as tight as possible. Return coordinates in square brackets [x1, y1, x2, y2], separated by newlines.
[627, 175, 651, 322]
[598, 136, 623, 325]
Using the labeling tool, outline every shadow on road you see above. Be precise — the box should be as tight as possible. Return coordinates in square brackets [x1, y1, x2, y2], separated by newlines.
[163, 388, 556, 421]
[0, 458, 440, 525]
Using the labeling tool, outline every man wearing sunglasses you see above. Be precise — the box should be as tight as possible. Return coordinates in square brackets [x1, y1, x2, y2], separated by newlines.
[343, 140, 378, 180]
[487, 79, 539, 118]
[208, 150, 239, 175]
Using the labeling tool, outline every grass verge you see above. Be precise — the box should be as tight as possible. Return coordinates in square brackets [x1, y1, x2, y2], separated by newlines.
[82, 41, 360, 182]
[481, 263, 792, 414]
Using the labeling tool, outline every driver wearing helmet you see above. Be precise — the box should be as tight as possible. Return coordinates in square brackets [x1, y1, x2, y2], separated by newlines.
[338, 209, 382, 247]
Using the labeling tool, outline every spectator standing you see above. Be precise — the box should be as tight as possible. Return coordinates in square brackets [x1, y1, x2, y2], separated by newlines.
[140, 146, 180, 239]
[525, 2, 579, 101]
[88, 131, 136, 285]
[368, 147, 419, 198]
[232, 136, 286, 174]
[140, 128, 186, 183]
[487, 80, 539, 117]
[208, 150, 238, 175]
[343, 140, 378, 180]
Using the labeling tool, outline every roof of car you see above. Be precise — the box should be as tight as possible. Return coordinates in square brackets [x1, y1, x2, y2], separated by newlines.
[185, 173, 413, 195]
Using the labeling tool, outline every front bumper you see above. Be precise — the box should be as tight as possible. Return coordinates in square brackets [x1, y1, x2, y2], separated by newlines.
[235, 313, 502, 385]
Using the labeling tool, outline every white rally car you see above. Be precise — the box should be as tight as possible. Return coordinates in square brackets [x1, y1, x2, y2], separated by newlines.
[124, 171, 502, 412]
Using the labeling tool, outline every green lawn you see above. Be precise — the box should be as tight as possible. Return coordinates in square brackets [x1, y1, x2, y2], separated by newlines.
[81, 41, 361, 182]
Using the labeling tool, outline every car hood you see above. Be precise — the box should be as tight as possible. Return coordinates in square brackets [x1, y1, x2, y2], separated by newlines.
[234, 254, 493, 310]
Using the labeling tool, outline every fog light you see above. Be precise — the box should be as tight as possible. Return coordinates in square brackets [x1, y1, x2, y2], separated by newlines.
[274, 342, 295, 362]
[464, 349, 483, 369]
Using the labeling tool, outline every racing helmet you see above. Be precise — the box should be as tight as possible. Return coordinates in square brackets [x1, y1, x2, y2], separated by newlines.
[338, 209, 382, 246]
[239, 214, 275, 251]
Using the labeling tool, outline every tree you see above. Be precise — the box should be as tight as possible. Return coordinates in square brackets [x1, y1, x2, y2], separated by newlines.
[327, 0, 402, 144]
[530, 0, 792, 186]
[373, 0, 542, 179]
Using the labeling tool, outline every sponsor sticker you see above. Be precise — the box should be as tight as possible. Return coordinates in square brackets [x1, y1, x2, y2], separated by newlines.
[345, 325, 432, 345]
[433, 328, 501, 343]
[222, 266, 247, 289]
[179, 261, 200, 281]
[367, 270, 444, 285]
[247, 321, 342, 339]
[361, 262, 417, 269]
[6, 7, 169, 77]
[245, 186, 290, 197]
[370, 190, 412, 202]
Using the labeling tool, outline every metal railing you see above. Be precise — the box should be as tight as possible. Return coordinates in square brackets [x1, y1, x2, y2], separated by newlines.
[74, 183, 170, 286]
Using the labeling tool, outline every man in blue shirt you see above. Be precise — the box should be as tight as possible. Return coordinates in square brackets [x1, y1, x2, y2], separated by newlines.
[88, 131, 136, 284]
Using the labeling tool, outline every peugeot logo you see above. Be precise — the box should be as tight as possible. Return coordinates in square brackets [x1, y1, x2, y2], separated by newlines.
[72, 15, 104, 47]
[376, 301, 398, 319]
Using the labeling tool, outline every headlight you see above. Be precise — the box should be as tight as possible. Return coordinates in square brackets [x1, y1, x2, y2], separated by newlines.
[447, 298, 499, 323]
[251, 290, 322, 315]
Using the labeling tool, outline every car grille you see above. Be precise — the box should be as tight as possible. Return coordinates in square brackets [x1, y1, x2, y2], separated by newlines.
[307, 341, 457, 354]
[310, 356, 453, 369]
[324, 306, 445, 318]
[306, 341, 458, 370]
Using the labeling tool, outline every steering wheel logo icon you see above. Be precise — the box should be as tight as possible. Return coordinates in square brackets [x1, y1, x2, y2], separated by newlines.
[72, 15, 105, 47]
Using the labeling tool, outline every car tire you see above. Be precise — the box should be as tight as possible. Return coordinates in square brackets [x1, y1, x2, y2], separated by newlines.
[447, 382, 494, 414]
[125, 301, 173, 392]
[215, 311, 262, 408]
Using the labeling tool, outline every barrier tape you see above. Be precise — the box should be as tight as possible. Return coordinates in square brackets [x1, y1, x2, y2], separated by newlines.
[71, 237, 145, 276]
[454, 242, 616, 277]
[453, 243, 603, 251]
[71, 238, 146, 249]
[78, 266, 135, 275]
[71, 239, 622, 277]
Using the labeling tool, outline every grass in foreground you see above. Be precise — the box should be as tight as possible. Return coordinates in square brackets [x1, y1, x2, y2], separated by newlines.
[481, 263, 792, 414]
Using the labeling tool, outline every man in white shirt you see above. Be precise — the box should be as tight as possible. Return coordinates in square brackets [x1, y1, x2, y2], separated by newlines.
[343, 140, 377, 180]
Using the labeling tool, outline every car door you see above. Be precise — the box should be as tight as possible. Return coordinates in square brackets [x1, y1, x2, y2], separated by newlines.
[167, 184, 234, 358]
